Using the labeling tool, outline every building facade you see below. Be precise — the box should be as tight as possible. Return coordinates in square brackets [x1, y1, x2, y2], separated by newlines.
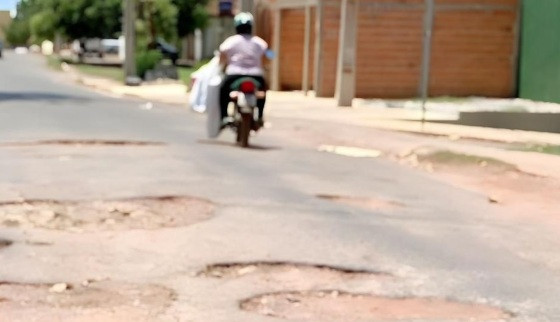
[256, 0, 520, 105]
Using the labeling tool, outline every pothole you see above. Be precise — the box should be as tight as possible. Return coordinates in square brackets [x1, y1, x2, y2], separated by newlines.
[200, 262, 387, 279]
[199, 262, 391, 289]
[317, 194, 404, 211]
[241, 291, 512, 321]
[0, 140, 164, 147]
[0, 239, 12, 249]
[0, 196, 214, 231]
[0, 281, 176, 321]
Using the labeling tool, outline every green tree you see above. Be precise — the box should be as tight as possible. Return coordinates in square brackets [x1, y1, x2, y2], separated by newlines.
[29, 9, 58, 43]
[5, 19, 31, 46]
[172, 0, 209, 38]
[140, 0, 178, 42]
[4, 0, 45, 45]
[6, 0, 123, 44]
[55, 0, 122, 40]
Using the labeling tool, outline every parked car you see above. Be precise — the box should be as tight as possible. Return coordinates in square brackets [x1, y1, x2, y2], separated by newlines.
[101, 39, 120, 55]
[149, 38, 179, 65]
[14, 47, 29, 55]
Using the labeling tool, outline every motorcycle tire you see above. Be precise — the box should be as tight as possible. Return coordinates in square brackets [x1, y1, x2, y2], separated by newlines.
[238, 114, 252, 148]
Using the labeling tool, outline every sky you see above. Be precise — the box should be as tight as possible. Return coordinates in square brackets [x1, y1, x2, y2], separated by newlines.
[0, 0, 18, 16]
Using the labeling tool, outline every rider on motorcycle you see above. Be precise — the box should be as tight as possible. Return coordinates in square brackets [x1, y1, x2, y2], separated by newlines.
[219, 12, 268, 127]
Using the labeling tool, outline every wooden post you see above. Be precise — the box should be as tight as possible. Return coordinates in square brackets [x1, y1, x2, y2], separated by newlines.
[271, 9, 282, 91]
[302, 5, 312, 95]
[335, 0, 358, 107]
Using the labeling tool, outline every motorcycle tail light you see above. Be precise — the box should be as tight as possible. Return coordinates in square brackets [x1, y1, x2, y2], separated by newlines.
[240, 81, 256, 93]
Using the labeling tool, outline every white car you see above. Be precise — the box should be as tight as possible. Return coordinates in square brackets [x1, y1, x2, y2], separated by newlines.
[15, 47, 29, 55]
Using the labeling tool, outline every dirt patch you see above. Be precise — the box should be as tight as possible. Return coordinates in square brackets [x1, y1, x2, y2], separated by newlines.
[241, 291, 512, 321]
[317, 194, 403, 212]
[402, 149, 560, 222]
[416, 150, 518, 171]
[0, 239, 12, 249]
[0, 140, 164, 147]
[515, 143, 560, 156]
[0, 196, 214, 231]
[0, 281, 176, 322]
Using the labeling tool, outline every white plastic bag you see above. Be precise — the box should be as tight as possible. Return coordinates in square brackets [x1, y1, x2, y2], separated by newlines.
[189, 55, 221, 113]
[206, 74, 223, 138]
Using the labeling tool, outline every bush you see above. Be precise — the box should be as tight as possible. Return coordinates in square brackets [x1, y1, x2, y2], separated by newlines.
[136, 50, 163, 78]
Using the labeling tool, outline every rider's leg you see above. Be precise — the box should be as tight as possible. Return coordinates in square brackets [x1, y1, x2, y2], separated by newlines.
[219, 75, 240, 120]
[255, 76, 267, 120]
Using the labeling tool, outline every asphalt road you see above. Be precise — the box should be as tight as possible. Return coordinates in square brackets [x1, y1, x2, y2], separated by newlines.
[0, 52, 559, 321]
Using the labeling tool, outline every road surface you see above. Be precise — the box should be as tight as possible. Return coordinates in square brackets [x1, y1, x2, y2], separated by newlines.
[0, 51, 559, 321]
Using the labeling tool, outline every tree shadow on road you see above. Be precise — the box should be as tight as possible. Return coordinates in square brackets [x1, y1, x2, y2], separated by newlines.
[0, 92, 91, 103]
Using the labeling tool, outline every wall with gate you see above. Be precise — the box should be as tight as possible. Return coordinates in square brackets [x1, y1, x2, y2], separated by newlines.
[518, 0, 560, 103]
[263, 0, 518, 99]
[355, 0, 519, 98]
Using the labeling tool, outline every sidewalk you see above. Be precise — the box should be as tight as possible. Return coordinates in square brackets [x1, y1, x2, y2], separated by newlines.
[62, 63, 189, 106]
[67, 69, 560, 179]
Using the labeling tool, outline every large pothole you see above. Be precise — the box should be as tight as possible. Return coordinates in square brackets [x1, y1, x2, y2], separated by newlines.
[200, 262, 387, 279]
[241, 291, 512, 321]
[0, 196, 214, 231]
[0, 281, 176, 321]
[317, 194, 404, 212]
[199, 262, 392, 292]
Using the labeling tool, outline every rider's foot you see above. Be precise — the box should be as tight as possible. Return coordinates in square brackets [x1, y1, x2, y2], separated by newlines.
[253, 118, 265, 130]
[220, 117, 234, 129]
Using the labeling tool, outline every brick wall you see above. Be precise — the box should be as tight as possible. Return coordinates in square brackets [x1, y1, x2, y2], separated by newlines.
[356, 0, 424, 98]
[430, 0, 518, 97]
[265, 0, 518, 99]
[280, 9, 305, 90]
[278, 8, 316, 91]
[317, 0, 341, 97]
[354, 0, 518, 98]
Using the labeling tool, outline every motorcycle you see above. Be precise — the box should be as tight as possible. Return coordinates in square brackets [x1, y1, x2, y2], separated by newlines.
[225, 77, 265, 148]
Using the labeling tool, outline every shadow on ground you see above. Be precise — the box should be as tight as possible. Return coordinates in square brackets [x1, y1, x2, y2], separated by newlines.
[198, 139, 281, 151]
[0, 92, 90, 103]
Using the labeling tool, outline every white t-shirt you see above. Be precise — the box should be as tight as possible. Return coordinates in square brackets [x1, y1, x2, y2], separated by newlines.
[219, 34, 268, 76]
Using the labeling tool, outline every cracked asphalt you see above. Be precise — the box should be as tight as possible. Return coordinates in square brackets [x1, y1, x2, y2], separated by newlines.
[0, 52, 559, 321]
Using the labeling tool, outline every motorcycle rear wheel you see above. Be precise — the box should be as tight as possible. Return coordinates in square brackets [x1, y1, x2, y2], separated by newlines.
[238, 114, 252, 148]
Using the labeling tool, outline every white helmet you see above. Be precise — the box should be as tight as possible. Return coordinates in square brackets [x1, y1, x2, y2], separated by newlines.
[234, 12, 254, 28]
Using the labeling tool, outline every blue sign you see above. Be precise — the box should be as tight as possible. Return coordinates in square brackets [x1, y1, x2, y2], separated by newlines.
[219, 0, 233, 16]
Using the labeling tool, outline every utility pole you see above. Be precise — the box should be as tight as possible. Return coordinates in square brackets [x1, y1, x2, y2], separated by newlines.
[123, 0, 141, 85]
[335, 0, 358, 107]
[419, 0, 435, 128]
